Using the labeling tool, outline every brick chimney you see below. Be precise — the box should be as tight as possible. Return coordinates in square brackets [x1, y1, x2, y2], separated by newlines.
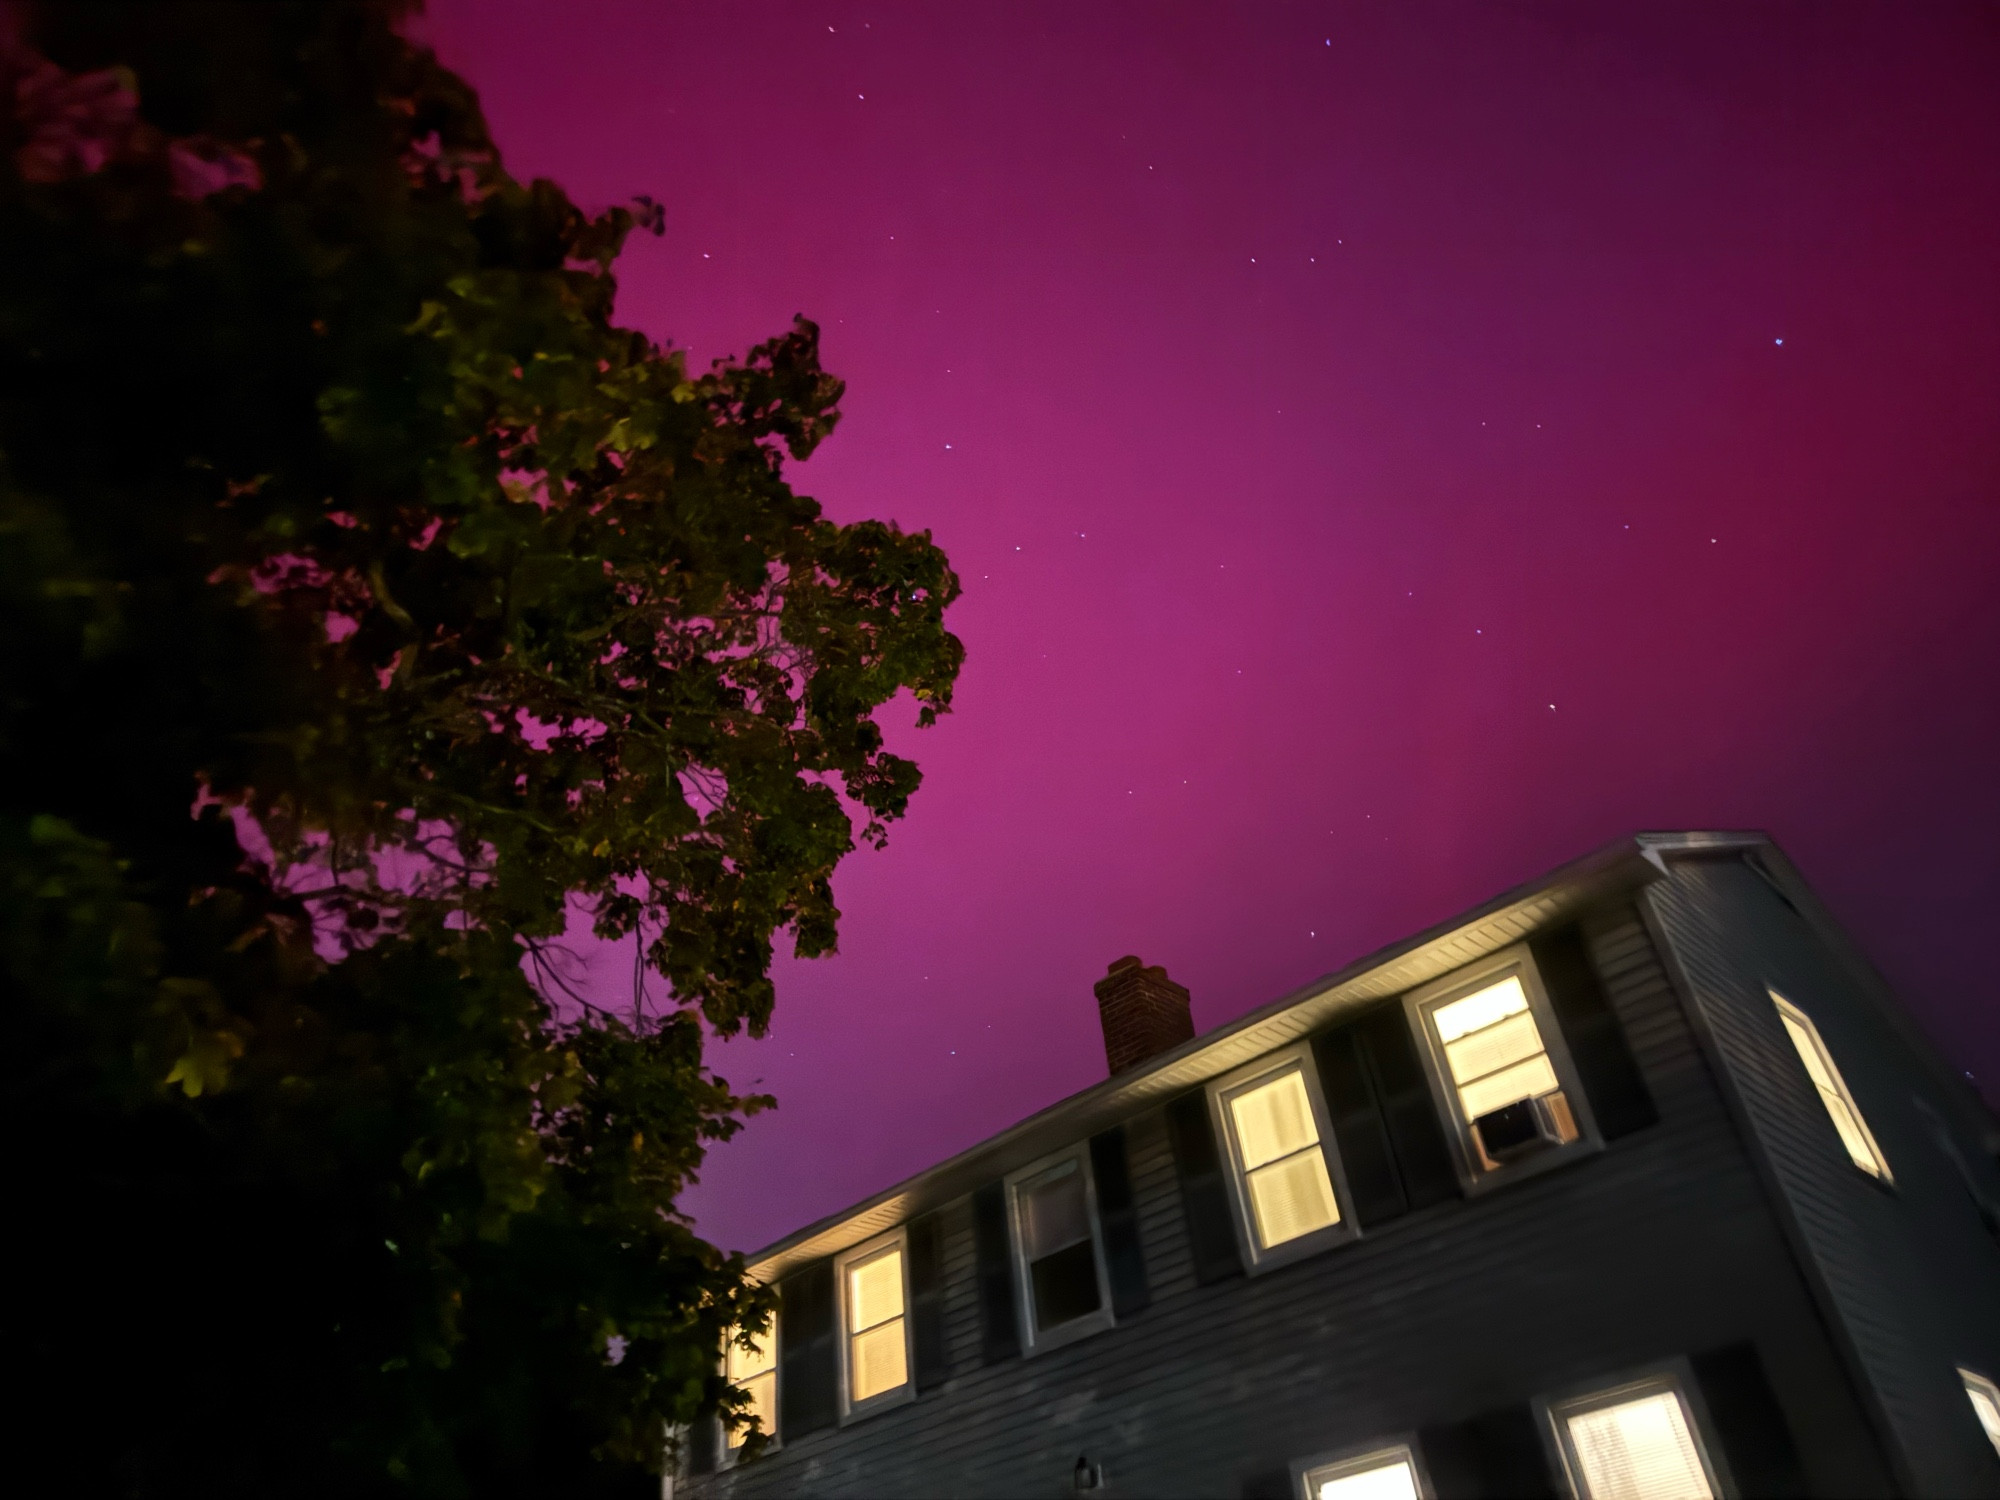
[1093, 956, 1195, 1076]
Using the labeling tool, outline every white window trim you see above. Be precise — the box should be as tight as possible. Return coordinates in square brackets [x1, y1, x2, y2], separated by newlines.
[1403, 942, 1601, 1195]
[1538, 1361, 1730, 1500]
[1769, 987, 1894, 1184]
[1005, 1141, 1117, 1356]
[1959, 1366, 2000, 1460]
[717, 1316, 779, 1467]
[1206, 1041, 1358, 1274]
[1292, 1437, 1432, 1499]
[833, 1226, 915, 1424]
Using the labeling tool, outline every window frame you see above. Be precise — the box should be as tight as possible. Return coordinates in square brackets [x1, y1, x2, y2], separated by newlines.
[1004, 1141, 1117, 1356]
[1206, 1041, 1358, 1274]
[1768, 987, 1894, 1185]
[717, 1314, 779, 1466]
[1292, 1437, 1432, 1500]
[1959, 1367, 2000, 1461]
[1537, 1361, 1731, 1500]
[833, 1226, 916, 1424]
[1404, 943, 1601, 1195]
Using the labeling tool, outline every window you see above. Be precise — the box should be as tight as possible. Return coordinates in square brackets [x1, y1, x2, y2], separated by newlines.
[1210, 1045, 1352, 1270]
[722, 1324, 776, 1455]
[1408, 948, 1590, 1184]
[1296, 1442, 1427, 1500]
[1771, 989, 1892, 1182]
[1547, 1375, 1720, 1500]
[1961, 1368, 2000, 1459]
[834, 1231, 912, 1418]
[1006, 1146, 1113, 1353]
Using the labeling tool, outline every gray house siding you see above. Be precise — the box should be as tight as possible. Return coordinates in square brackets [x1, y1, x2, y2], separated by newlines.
[693, 896, 1892, 1498]
[1644, 854, 2000, 1498]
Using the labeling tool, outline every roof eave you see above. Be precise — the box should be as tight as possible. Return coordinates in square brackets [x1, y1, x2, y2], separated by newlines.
[741, 828, 1769, 1283]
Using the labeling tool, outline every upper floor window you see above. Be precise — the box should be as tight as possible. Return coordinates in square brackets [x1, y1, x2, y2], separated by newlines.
[835, 1230, 913, 1419]
[1960, 1367, 2000, 1459]
[1006, 1145, 1114, 1353]
[1770, 989, 1891, 1182]
[1209, 1044, 1352, 1271]
[722, 1324, 776, 1455]
[1408, 947, 1591, 1185]
[1546, 1372, 1720, 1500]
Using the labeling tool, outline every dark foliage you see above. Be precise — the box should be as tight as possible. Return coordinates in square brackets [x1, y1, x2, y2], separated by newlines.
[0, 2, 962, 1492]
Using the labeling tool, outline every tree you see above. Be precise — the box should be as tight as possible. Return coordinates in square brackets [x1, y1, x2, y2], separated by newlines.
[0, 3, 962, 1492]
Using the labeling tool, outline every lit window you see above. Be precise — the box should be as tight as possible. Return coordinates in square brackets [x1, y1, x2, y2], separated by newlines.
[1298, 1444, 1424, 1500]
[723, 1325, 776, 1451]
[1230, 1066, 1340, 1248]
[1771, 990, 1891, 1182]
[1007, 1146, 1113, 1353]
[1551, 1378, 1717, 1500]
[1961, 1368, 2000, 1459]
[1209, 1047, 1350, 1270]
[1416, 959, 1582, 1175]
[835, 1234, 911, 1414]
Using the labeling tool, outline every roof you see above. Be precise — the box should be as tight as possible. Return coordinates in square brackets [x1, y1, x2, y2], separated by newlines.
[742, 829, 1769, 1284]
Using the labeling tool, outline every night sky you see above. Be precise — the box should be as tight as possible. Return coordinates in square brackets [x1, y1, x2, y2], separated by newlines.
[422, 2, 2000, 1256]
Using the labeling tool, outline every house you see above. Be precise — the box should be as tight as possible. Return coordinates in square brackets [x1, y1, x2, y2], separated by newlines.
[675, 831, 2000, 1498]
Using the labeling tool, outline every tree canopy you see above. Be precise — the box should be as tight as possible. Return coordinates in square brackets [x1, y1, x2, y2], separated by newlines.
[0, 2, 961, 1492]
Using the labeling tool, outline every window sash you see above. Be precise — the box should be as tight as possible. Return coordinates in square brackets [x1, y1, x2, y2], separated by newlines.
[1770, 990, 1892, 1181]
[724, 1368, 778, 1452]
[1549, 1376, 1719, 1500]
[1209, 1048, 1353, 1270]
[834, 1231, 914, 1418]
[720, 1321, 777, 1455]
[1005, 1144, 1114, 1353]
[1406, 949, 1595, 1188]
[1244, 1143, 1341, 1249]
[1296, 1442, 1427, 1500]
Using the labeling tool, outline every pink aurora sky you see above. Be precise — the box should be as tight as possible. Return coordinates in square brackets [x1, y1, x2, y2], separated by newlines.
[421, 1, 2000, 1255]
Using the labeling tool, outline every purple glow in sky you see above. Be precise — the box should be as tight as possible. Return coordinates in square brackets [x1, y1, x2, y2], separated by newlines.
[423, 2, 2000, 1254]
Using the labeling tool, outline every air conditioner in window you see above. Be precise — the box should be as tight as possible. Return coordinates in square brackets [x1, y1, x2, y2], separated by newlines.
[1471, 1094, 1564, 1163]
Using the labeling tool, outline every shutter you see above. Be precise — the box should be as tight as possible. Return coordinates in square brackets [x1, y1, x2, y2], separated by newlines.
[1420, 1403, 1558, 1499]
[908, 1210, 949, 1392]
[1313, 1018, 1409, 1226]
[1237, 1465, 1294, 1499]
[971, 1180, 1021, 1364]
[1532, 923, 1657, 1139]
[1164, 1091, 1245, 1283]
[776, 1259, 837, 1439]
[688, 1415, 719, 1477]
[1089, 1125, 1151, 1319]
[1691, 1342, 1807, 1498]
[1359, 1002, 1460, 1209]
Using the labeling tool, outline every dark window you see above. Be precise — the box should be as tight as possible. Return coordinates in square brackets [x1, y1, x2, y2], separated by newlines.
[1017, 1156, 1102, 1333]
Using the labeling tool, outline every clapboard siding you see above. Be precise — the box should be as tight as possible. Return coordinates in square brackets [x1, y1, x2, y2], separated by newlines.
[1644, 858, 2000, 1498]
[692, 898, 1894, 1499]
